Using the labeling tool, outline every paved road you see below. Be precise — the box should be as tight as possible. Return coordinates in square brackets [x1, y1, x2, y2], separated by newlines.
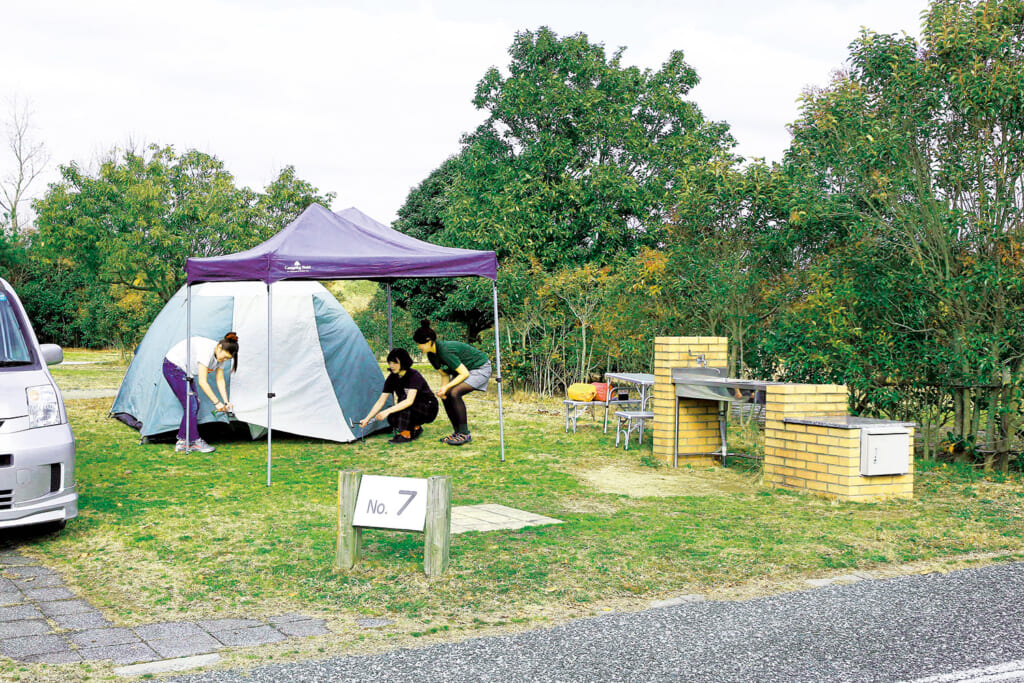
[166, 561, 1024, 683]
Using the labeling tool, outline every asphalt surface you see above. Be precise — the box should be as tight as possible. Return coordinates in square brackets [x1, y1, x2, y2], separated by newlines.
[165, 561, 1024, 683]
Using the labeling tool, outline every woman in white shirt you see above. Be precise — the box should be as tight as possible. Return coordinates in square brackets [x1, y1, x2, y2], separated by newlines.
[162, 332, 239, 453]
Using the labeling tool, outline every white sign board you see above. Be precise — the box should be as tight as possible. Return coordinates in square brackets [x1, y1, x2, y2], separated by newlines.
[352, 475, 428, 531]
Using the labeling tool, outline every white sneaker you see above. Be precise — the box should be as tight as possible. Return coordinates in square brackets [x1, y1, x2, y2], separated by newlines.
[174, 439, 188, 453]
[190, 438, 216, 453]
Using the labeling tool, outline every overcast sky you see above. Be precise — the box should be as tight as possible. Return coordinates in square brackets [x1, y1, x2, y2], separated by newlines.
[2, 0, 929, 224]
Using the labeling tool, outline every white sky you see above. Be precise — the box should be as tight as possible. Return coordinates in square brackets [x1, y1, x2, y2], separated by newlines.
[2, 0, 928, 224]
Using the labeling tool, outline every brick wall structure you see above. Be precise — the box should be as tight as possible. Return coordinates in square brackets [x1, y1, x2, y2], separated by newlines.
[763, 384, 915, 501]
[652, 336, 728, 466]
[650, 336, 915, 502]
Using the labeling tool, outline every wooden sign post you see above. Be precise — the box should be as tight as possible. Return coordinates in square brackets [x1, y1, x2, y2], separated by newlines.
[336, 470, 451, 577]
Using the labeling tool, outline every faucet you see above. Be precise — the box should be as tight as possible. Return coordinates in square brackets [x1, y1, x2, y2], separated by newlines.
[685, 349, 707, 368]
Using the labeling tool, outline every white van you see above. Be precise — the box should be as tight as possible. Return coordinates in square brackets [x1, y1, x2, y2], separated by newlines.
[0, 276, 77, 532]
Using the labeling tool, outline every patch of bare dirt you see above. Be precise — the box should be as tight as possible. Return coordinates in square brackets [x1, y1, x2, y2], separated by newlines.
[574, 463, 757, 498]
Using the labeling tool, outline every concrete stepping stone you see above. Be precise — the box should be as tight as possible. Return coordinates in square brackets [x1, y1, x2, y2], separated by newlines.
[210, 625, 287, 648]
[51, 610, 114, 630]
[0, 618, 51, 639]
[77, 642, 159, 665]
[451, 503, 562, 534]
[0, 551, 38, 565]
[22, 586, 76, 601]
[271, 619, 330, 637]
[147, 633, 223, 659]
[25, 650, 83, 664]
[0, 634, 73, 659]
[133, 621, 210, 641]
[37, 599, 95, 616]
[69, 626, 141, 649]
[0, 604, 44, 621]
[3, 564, 58, 578]
[197, 617, 263, 631]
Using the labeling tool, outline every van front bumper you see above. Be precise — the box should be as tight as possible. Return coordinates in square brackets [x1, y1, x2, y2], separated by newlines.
[0, 422, 78, 529]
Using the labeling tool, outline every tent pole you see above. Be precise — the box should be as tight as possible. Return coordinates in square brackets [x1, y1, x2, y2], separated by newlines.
[185, 283, 192, 453]
[266, 282, 273, 487]
[386, 283, 393, 350]
[492, 281, 505, 463]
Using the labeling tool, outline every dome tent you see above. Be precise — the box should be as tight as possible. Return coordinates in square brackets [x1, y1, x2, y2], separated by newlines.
[111, 280, 388, 443]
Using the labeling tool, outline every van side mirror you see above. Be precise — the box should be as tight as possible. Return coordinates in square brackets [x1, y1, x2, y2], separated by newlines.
[40, 344, 64, 366]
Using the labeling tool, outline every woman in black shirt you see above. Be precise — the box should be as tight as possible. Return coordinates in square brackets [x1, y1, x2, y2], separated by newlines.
[359, 348, 438, 444]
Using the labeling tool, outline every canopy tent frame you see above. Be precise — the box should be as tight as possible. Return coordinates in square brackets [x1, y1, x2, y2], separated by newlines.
[185, 205, 505, 485]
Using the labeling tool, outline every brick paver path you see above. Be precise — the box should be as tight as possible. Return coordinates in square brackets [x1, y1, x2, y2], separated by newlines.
[0, 549, 328, 665]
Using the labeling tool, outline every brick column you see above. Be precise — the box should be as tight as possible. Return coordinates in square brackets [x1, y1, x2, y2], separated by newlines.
[652, 336, 728, 466]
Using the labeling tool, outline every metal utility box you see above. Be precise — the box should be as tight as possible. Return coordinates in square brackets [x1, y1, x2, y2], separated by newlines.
[860, 426, 910, 476]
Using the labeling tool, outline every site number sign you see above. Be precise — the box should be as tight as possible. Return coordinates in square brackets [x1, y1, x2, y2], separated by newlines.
[351, 475, 428, 532]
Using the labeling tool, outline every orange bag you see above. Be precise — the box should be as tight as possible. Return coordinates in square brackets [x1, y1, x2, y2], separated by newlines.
[591, 382, 611, 402]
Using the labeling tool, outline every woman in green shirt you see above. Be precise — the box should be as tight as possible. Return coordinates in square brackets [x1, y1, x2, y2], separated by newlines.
[412, 319, 491, 446]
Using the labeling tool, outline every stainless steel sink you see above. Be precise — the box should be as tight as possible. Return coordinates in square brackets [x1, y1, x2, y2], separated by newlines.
[671, 368, 770, 404]
[669, 367, 777, 467]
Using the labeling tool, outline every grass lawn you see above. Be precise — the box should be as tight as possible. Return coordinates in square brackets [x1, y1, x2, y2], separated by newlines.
[5, 350, 1024, 678]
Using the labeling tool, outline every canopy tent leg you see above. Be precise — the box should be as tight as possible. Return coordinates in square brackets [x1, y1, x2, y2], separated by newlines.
[492, 281, 505, 463]
[266, 282, 274, 486]
[386, 283, 393, 351]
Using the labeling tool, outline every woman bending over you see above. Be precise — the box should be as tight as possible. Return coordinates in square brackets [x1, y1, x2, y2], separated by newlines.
[360, 348, 438, 444]
[412, 319, 491, 446]
[162, 332, 239, 454]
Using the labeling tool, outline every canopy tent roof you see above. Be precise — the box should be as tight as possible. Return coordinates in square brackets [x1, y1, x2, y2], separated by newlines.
[186, 204, 497, 284]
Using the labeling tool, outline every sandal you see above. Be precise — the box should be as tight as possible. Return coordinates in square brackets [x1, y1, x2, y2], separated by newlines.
[411, 426, 423, 440]
[443, 432, 472, 446]
[439, 432, 457, 443]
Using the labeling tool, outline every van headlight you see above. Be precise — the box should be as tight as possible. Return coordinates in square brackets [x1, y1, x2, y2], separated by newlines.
[27, 385, 62, 428]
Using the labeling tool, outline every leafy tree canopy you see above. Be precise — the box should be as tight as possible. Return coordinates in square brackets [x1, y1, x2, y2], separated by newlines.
[442, 26, 736, 269]
[31, 144, 334, 302]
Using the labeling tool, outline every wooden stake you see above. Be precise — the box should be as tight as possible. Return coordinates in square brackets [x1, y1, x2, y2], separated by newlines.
[424, 475, 451, 577]
[336, 470, 362, 570]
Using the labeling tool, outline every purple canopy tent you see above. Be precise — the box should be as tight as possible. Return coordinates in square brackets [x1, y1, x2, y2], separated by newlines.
[184, 204, 505, 484]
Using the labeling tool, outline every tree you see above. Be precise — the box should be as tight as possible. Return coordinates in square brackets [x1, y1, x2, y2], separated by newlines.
[392, 27, 737, 388]
[0, 97, 49, 235]
[444, 27, 735, 270]
[776, 0, 1024, 464]
[32, 145, 333, 301]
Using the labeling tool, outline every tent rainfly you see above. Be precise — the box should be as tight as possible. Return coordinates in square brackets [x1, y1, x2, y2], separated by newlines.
[185, 204, 504, 484]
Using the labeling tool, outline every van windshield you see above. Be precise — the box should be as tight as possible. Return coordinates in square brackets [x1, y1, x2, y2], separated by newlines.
[0, 292, 33, 366]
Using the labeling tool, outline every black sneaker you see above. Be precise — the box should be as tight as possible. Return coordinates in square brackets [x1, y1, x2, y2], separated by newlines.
[411, 426, 423, 440]
[388, 433, 413, 444]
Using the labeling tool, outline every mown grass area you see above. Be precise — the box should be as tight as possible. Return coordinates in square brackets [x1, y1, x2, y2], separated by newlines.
[6, 350, 1024, 679]
[48, 349, 129, 392]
